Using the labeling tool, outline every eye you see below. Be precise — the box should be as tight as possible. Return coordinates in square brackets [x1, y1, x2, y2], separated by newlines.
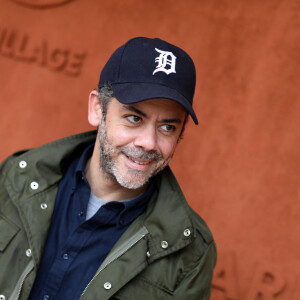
[160, 124, 176, 133]
[126, 115, 142, 124]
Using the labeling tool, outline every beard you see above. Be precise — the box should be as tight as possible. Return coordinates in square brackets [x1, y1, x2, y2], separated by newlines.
[98, 119, 174, 189]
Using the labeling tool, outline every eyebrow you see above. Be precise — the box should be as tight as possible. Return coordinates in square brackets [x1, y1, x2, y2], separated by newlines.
[160, 118, 182, 124]
[122, 104, 183, 124]
[122, 105, 147, 118]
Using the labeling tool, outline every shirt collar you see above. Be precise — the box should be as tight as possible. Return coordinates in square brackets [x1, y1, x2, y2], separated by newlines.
[75, 143, 94, 182]
[97, 180, 156, 228]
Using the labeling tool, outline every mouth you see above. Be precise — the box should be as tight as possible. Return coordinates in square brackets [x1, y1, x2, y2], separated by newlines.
[129, 157, 150, 165]
[125, 155, 153, 170]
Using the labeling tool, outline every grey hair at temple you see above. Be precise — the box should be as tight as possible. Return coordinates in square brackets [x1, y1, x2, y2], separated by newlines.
[97, 83, 114, 120]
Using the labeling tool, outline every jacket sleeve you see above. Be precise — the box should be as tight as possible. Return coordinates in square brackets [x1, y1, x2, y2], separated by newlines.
[173, 241, 217, 299]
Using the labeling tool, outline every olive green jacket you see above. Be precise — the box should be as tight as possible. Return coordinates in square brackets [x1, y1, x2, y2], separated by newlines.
[0, 131, 216, 300]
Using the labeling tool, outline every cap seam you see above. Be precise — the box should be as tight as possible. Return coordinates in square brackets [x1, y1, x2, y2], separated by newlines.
[116, 40, 134, 82]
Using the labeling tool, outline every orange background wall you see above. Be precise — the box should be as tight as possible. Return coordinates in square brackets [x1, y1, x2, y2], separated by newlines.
[0, 0, 299, 299]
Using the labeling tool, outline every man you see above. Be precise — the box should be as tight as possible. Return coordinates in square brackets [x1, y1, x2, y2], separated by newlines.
[0, 37, 216, 300]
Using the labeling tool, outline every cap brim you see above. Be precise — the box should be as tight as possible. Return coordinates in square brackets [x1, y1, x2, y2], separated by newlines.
[111, 83, 198, 125]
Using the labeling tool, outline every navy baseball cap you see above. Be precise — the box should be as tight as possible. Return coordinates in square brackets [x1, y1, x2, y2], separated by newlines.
[98, 37, 198, 124]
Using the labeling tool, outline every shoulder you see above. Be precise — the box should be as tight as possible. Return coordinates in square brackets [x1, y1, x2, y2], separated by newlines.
[189, 206, 215, 246]
[0, 149, 30, 177]
[0, 131, 97, 173]
[0, 131, 97, 197]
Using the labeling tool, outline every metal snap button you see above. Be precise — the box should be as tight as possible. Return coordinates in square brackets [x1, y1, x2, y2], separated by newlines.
[146, 250, 151, 258]
[26, 249, 32, 257]
[161, 241, 168, 249]
[0, 294, 6, 300]
[30, 182, 39, 190]
[19, 161, 27, 168]
[184, 229, 191, 237]
[41, 203, 48, 210]
[104, 282, 112, 290]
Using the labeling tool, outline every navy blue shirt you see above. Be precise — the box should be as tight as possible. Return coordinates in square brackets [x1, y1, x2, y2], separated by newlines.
[29, 144, 154, 300]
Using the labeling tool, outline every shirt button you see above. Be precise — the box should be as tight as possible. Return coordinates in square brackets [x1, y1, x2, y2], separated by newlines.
[146, 251, 151, 258]
[26, 249, 32, 257]
[44, 295, 50, 300]
[41, 203, 48, 210]
[78, 211, 84, 217]
[104, 282, 112, 290]
[19, 161, 27, 168]
[161, 241, 168, 249]
[184, 229, 191, 237]
[63, 253, 69, 260]
[30, 182, 39, 190]
[0, 294, 6, 300]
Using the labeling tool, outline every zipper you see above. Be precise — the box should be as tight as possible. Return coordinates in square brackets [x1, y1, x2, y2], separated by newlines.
[9, 259, 34, 300]
[80, 226, 149, 298]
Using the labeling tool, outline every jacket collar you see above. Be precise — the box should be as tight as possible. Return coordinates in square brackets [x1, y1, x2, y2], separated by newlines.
[139, 167, 195, 262]
[4, 131, 97, 199]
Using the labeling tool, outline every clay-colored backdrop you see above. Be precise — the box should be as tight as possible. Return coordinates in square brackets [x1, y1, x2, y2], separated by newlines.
[0, 0, 299, 299]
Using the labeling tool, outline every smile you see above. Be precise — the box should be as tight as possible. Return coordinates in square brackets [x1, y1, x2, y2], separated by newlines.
[134, 159, 151, 166]
[127, 156, 151, 165]
[124, 155, 153, 171]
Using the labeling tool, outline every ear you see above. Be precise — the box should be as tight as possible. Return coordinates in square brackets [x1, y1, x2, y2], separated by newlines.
[88, 90, 102, 127]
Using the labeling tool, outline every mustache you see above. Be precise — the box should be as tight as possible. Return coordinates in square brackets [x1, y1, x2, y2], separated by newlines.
[120, 146, 163, 161]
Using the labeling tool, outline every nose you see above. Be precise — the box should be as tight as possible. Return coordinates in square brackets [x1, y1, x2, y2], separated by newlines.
[133, 125, 157, 151]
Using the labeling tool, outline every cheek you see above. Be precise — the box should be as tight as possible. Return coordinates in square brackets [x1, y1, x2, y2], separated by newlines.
[108, 126, 136, 147]
[157, 139, 178, 159]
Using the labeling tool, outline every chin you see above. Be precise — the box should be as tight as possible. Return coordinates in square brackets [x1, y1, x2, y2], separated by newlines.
[116, 176, 149, 190]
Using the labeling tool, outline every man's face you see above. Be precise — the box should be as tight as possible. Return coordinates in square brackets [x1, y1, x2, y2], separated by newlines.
[98, 98, 186, 189]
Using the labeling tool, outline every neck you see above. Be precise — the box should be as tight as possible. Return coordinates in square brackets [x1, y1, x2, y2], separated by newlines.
[85, 143, 147, 202]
